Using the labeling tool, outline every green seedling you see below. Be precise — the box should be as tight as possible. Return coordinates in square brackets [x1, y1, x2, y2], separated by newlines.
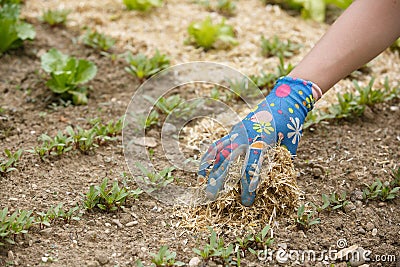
[125, 50, 170, 81]
[193, 227, 235, 265]
[363, 179, 399, 201]
[123, 0, 162, 11]
[0, 208, 35, 246]
[0, 4, 36, 55]
[249, 71, 277, 92]
[198, 0, 237, 16]
[41, 48, 97, 105]
[82, 28, 115, 52]
[215, 0, 236, 16]
[187, 16, 237, 50]
[276, 54, 294, 77]
[41, 9, 70, 26]
[48, 131, 73, 156]
[295, 204, 321, 230]
[135, 110, 160, 131]
[254, 225, 274, 248]
[150, 245, 185, 266]
[36, 203, 80, 228]
[226, 77, 262, 100]
[0, 0, 22, 5]
[235, 234, 254, 252]
[390, 167, 400, 188]
[144, 95, 204, 118]
[82, 178, 140, 212]
[144, 95, 182, 115]
[66, 126, 97, 152]
[90, 116, 125, 144]
[261, 0, 352, 22]
[136, 163, 175, 189]
[0, 149, 22, 176]
[390, 37, 400, 52]
[261, 35, 301, 58]
[304, 77, 400, 128]
[314, 192, 349, 212]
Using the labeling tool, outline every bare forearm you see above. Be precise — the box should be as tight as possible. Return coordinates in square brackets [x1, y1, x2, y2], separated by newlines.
[289, 0, 400, 93]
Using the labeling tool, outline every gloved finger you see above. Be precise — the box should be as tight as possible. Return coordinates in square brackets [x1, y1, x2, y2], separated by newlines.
[205, 143, 247, 200]
[197, 135, 230, 182]
[240, 141, 267, 206]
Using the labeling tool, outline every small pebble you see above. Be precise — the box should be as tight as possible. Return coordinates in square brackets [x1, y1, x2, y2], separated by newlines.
[105, 222, 111, 227]
[371, 228, 377, 236]
[126, 221, 138, 227]
[358, 227, 366, 234]
[96, 255, 109, 265]
[189, 256, 201, 267]
[365, 222, 374, 231]
[7, 251, 14, 260]
[42, 257, 48, 263]
[112, 219, 123, 228]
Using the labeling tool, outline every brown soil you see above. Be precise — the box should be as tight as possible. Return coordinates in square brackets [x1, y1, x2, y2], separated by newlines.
[0, 1, 399, 267]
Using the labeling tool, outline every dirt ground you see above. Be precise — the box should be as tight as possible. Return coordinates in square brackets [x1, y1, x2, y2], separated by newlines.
[0, 0, 399, 266]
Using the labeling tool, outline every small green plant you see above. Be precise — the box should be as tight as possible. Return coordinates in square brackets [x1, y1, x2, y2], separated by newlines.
[41, 48, 97, 105]
[150, 246, 185, 266]
[0, 208, 35, 246]
[136, 163, 175, 189]
[35, 203, 80, 228]
[0, 0, 22, 5]
[125, 50, 170, 81]
[41, 9, 70, 26]
[261, 35, 301, 58]
[198, 0, 237, 16]
[261, 0, 352, 22]
[123, 0, 162, 11]
[391, 167, 400, 187]
[314, 192, 349, 212]
[90, 116, 125, 144]
[390, 37, 400, 52]
[295, 204, 321, 230]
[82, 28, 115, 52]
[254, 225, 274, 248]
[363, 179, 399, 202]
[0, 4, 36, 55]
[193, 227, 235, 265]
[66, 125, 97, 152]
[0, 149, 22, 176]
[249, 71, 277, 92]
[144, 94, 205, 118]
[135, 110, 160, 131]
[82, 178, 142, 212]
[227, 77, 261, 100]
[304, 77, 400, 128]
[187, 17, 237, 50]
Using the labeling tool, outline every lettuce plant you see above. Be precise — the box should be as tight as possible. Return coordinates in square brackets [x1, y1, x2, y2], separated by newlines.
[0, 4, 35, 55]
[41, 9, 70, 26]
[124, 50, 170, 81]
[41, 48, 97, 105]
[187, 17, 237, 50]
[82, 28, 115, 52]
[123, 0, 162, 11]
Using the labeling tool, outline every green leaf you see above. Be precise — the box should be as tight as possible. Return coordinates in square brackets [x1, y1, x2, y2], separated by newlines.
[15, 22, 35, 40]
[41, 48, 70, 73]
[69, 88, 88, 105]
[74, 59, 97, 84]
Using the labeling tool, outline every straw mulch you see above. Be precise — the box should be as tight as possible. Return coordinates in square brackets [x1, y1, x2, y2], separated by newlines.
[175, 145, 300, 234]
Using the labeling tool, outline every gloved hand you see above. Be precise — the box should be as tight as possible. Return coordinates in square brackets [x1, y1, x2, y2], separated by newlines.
[198, 76, 322, 206]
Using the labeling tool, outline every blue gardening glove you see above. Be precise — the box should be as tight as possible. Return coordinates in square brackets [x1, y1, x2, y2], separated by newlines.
[198, 76, 319, 206]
